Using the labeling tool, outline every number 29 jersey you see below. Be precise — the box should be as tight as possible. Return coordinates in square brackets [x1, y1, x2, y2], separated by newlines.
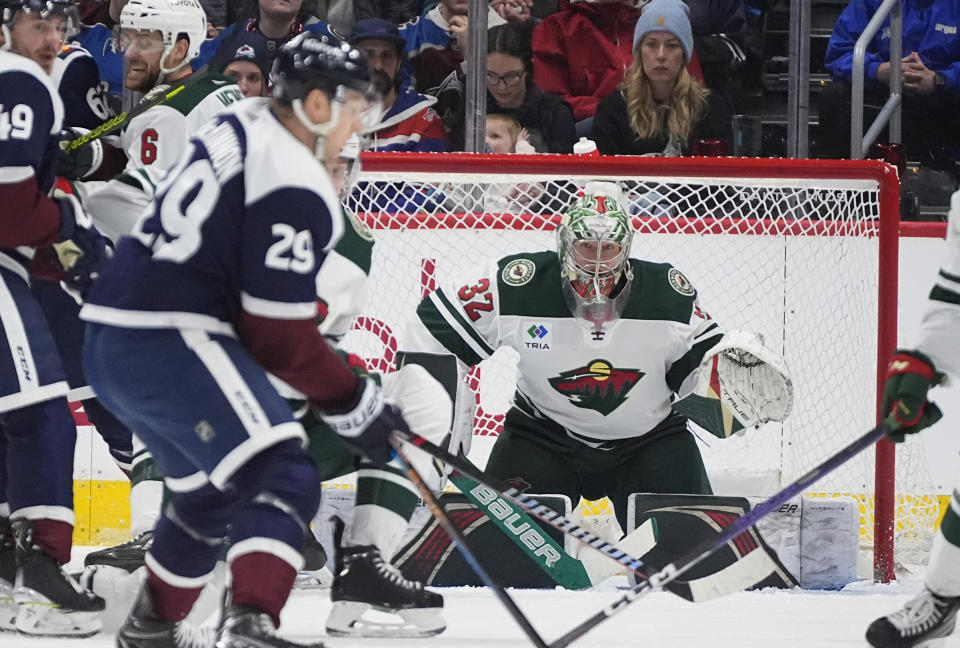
[80, 99, 343, 333]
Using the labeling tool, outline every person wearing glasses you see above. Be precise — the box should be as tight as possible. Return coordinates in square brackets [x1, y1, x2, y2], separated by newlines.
[590, 0, 731, 156]
[484, 23, 576, 153]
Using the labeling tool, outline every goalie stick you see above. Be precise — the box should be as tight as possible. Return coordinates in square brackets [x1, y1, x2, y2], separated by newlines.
[394, 423, 890, 648]
[389, 437, 549, 648]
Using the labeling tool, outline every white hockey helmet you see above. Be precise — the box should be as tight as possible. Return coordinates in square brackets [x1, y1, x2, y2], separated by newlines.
[120, 0, 206, 76]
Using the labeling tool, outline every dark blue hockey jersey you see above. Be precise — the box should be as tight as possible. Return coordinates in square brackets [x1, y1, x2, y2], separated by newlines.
[51, 45, 113, 129]
[0, 50, 65, 277]
[80, 99, 344, 333]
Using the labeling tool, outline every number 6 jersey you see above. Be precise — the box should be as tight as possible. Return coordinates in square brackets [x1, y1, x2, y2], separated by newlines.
[80, 99, 343, 335]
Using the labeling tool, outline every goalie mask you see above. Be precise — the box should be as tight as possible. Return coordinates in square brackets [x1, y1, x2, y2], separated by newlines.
[556, 182, 634, 335]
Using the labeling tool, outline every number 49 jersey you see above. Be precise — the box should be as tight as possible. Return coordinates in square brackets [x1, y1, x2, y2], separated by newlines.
[409, 251, 724, 442]
[80, 99, 343, 333]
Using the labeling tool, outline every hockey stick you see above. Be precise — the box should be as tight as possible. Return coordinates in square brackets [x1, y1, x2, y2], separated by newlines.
[62, 73, 210, 152]
[447, 470, 594, 590]
[396, 423, 890, 648]
[389, 437, 549, 648]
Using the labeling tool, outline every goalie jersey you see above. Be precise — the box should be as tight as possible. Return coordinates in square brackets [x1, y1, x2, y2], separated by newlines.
[80, 99, 344, 332]
[409, 251, 724, 443]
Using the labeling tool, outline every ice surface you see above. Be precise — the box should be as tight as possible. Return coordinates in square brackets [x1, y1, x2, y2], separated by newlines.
[10, 548, 959, 648]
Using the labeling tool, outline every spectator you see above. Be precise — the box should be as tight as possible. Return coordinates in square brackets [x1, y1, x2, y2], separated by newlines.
[534, 0, 706, 138]
[71, 0, 126, 97]
[191, 0, 337, 72]
[354, 0, 429, 26]
[490, 0, 535, 26]
[218, 31, 271, 97]
[312, 0, 354, 34]
[399, 0, 506, 98]
[819, 0, 960, 159]
[348, 17, 447, 151]
[483, 23, 576, 152]
[590, 0, 732, 155]
[485, 112, 523, 153]
[685, 0, 747, 96]
[532, 0, 644, 137]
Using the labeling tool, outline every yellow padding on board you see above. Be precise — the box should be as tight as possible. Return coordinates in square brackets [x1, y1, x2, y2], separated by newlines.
[73, 480, 131, 547]
[72, 480, 954, 548]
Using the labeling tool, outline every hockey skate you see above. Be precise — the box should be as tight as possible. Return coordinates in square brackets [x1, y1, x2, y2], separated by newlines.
[12, 520, 105, 637]
[218, 603, 326, 648]
[0, 518, 15, 631]
[116, 583, 215, 648]
[866, 587, 960, 648]
[84, 529, 153, 572]
[326, 542, 445, 638]
[294, 531, 332, 590]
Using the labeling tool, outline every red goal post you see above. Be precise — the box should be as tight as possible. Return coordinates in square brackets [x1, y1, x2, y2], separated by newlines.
[346, 152, 906, 582]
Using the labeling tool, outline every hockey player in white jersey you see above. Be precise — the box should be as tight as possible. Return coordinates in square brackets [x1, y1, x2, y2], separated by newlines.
[405, 182, 793, 533]
[287, 135, 449, 638]
[80, 32, 396, 648]
[80, 0, 243, 242]
[865, 195, 960, 648]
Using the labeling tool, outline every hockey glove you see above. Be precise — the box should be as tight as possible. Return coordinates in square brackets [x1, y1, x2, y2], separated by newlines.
[882, 349, 946, 441]
[57, 128, 104, 180]
[315, 377, 408, 465]
[51, 192, 110, 296]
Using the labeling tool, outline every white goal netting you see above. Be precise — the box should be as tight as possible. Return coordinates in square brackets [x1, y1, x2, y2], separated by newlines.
[337, 153, 935, 577]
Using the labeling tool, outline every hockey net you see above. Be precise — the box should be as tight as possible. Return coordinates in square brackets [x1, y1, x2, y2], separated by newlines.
[338, 152, 932, 581]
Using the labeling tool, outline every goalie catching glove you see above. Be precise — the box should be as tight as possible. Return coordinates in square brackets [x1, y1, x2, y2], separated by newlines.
[882, 349, 945, 441]
[315, 377, 408, 465]
[699, 330, 793, 429]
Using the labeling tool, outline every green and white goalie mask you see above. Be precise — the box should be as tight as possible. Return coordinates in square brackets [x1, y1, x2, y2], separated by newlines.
[556, 182, 634, 335]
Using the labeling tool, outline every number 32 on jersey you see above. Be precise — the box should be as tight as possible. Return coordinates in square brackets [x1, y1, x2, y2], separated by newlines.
[458, 279, 494, 322]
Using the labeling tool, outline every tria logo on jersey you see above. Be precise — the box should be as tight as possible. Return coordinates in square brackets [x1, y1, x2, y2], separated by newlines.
[548, 360, 643, 415]
[525, 323, 550, 349]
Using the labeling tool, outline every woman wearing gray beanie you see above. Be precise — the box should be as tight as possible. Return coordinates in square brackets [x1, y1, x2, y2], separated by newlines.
[590, 0, 732, 156]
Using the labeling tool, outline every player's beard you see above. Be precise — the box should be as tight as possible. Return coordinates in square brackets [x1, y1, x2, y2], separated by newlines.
[125, 58, 161, 92]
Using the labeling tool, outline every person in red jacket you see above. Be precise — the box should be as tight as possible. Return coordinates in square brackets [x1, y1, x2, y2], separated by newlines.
[533, 0, 704, 137]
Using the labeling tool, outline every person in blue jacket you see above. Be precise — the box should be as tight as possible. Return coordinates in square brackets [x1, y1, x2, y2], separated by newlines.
[818, 0, 960, 159]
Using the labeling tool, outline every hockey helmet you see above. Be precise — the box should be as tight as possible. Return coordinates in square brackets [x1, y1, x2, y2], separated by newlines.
[272, 32, 381, 159]
[118, 0, 206, 76]
[1, 0, 79, 47]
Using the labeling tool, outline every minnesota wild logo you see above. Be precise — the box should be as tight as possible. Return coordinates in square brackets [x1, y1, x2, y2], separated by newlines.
[548, 360, 644, 415]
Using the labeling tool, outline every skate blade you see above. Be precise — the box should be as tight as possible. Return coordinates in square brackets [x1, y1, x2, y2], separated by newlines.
[13, 602, 102, 638]
[294, 568, 333, 590]
[326, 601, 445, 638]
[0, 593, 16, 632]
